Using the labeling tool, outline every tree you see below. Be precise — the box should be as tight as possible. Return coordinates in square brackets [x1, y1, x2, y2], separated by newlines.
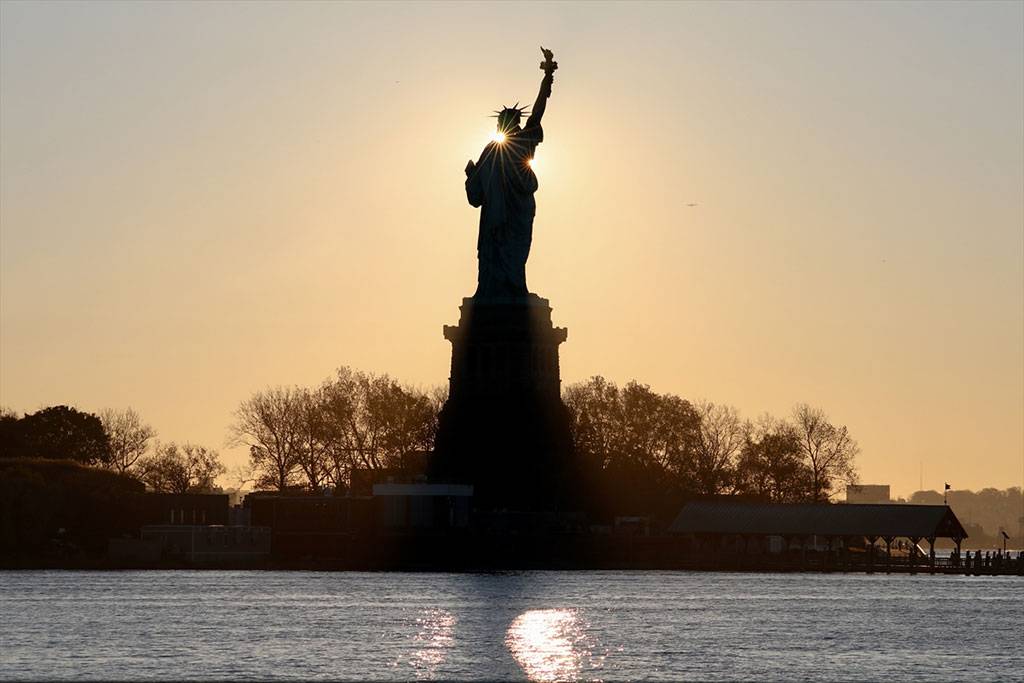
[318, 367, 439, 484]
[100, 407, 156, 475]
[734, 415, 810, 502]
[8, 405, 112, 465]
[376, 381, 438, 466]
[563, 376, 703, 522]
[138, 442, 225, 493]
[618, 381, 699, 478]
[319, 373, 357, 492]
[564, 376, 623, 470]
[229, 387, 303, 491]
[0, 408, 24, 458]
[338, 368, 397, 470]
[295, 386, 333, 494]
[565, 378, 700, 485]
[792, 403, 859, 502]
[688, 401, 745, 496]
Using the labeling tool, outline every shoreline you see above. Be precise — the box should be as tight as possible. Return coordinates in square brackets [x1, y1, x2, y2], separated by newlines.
[4, 558, 1021, 576]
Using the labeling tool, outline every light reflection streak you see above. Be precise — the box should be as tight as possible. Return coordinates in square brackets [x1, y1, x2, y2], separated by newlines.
[505, 608, 605, 682]
[409, 608, 455, 679]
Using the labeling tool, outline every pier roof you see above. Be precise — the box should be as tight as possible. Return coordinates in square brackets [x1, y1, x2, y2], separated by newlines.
[669, 501, 967, 540]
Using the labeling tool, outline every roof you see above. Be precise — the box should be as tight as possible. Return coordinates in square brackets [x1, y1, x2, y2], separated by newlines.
[372, 483, 474, 497]
[669, 501, 967, 539]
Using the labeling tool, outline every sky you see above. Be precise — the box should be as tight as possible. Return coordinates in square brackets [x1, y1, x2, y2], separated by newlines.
[1, 1, 1021, 498]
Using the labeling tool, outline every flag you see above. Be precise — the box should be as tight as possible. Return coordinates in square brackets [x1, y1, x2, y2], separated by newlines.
[944, 483, 951, 491]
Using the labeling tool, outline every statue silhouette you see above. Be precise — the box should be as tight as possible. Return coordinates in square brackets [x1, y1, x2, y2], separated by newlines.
[433, 48, 575, 512]
[465, 48, 557, 299]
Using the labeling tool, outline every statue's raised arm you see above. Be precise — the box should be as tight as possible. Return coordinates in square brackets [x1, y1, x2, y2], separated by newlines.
[526, 47, 557, 129]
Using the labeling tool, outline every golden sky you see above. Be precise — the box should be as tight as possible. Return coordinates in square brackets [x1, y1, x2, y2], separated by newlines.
[2, 1, 1021, 497]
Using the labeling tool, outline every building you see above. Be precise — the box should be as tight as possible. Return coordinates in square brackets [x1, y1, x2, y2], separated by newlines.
[669, 500, 968, 563]
[846, 484, 891, 504]
[139, 492, 229, 526]
[247, 494, 371, 533]
[245, 493, 374, 559]
[140, 525, 270, 564]
[372, 483, 473, 531]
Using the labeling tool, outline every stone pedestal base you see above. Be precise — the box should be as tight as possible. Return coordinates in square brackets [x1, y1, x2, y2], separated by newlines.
[431, 294, 576, 510]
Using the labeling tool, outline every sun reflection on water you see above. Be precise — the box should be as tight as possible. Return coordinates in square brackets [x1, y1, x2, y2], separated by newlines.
[409, 608, 455, 678]
[505, 608, 604, 682]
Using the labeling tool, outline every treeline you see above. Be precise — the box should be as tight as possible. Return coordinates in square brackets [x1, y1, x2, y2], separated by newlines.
[0, 366, 862, 517]
[565, 376, 859, 520]
[229, 367, 443, 493]
[231, 368, 860, 515]
[0, 405, 224, 494]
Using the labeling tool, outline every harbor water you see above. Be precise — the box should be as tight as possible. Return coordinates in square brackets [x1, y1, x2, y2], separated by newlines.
[0, 570, 1021, 681]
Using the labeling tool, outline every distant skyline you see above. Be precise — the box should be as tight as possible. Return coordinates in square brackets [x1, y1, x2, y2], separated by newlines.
[1, 1, 1021, 497]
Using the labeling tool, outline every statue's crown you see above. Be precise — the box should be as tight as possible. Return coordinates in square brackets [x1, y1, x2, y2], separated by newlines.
[490, 102, 529, 120]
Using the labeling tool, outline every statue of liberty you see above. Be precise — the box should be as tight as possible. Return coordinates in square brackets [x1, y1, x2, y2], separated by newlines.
[465, 48, 557, 299]
[435, 48, 574, 508]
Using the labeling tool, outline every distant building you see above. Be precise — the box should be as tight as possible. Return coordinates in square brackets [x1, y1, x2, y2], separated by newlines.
[846, 484, 891, 504]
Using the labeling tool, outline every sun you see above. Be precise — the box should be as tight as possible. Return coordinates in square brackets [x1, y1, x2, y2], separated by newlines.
[491, 131, 506, 143]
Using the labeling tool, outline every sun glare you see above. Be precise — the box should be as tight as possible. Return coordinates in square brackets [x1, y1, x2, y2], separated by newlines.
[491, 131, 506, 143]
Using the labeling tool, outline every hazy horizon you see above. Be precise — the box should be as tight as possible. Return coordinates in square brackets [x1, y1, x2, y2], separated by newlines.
[2, 0, 1022, 498]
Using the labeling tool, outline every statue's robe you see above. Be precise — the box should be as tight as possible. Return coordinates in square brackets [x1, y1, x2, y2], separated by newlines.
[466, 123, 543, 299]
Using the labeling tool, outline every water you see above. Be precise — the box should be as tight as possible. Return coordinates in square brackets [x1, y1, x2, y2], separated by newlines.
[0, 571, 1020, 681]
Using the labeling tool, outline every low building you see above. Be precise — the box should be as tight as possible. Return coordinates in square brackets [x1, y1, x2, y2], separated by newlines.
[107, 537, 162, 564]
[349, 456, 429, 497]
[140, 493, 229, 526]
[245, 494, 375, 559]
[613, 516, 650, 536]
[248, 494, 372, 532]
[372, 483, 473, 531]
[669, 500, 968, 562]
[140, 525, 270, 564]
[846, 484, 891, 504]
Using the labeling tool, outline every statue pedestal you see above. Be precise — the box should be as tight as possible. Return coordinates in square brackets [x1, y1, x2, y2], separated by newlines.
[431, 294, 575, 510]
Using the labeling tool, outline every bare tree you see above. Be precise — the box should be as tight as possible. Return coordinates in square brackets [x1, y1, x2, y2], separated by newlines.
[689, 401, 745, 496]
[315, 368, 441, 489]
[139, 442, 225, 493]
[100, 407, 157, 475]
[229, 462, 256, 492]
[295, 386, 333, 493]
[319, 374, 357, 492]
[346, 370, 399, 470]
[734, 414, 810, 502]
[792, 403, 859, 502]
[228, 386, 303, 491]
